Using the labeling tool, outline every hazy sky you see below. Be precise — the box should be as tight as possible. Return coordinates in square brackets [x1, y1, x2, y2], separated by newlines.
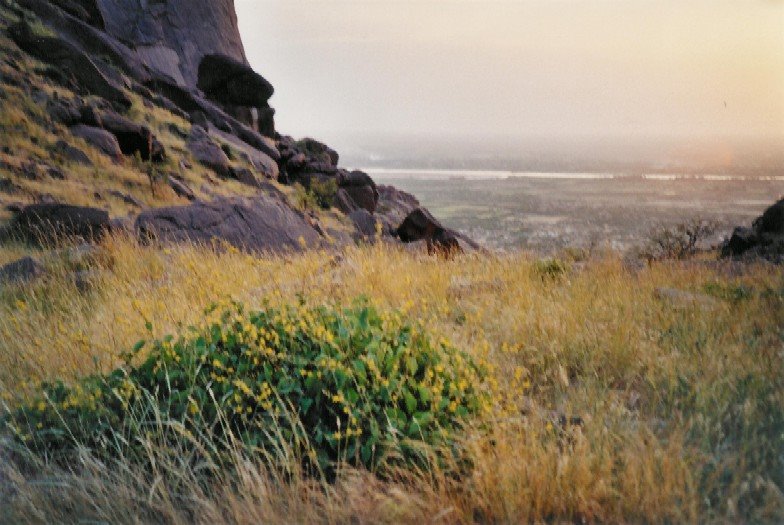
[236, 0, 784, 144]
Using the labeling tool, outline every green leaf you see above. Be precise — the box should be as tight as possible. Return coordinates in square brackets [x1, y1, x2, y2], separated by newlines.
[403, 389, 417, 414]
[406, 356, 418, 375]
[352, 359, 367, 383]
[417, 385, 431, 404]
[346, 388, 359, 404]
[358, 308, 369, 330]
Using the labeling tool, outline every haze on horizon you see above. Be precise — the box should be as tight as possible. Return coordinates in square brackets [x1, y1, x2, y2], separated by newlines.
[236, 0, 784, 156]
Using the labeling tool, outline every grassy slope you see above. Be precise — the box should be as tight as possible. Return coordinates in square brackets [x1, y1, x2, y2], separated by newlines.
[0, 8, 351, 237]
[0, 237, 782, 523]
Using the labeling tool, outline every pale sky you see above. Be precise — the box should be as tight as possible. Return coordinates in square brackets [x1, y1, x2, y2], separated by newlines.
[236, 0, 784, 144]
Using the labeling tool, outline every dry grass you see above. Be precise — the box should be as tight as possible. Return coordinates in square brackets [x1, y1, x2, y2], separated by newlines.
[0, 236, 782, 523]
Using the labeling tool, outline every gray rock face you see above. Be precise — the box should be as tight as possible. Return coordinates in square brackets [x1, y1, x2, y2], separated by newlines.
[187, 126, 231, 177]
[349, 209, 383, 238]
[95, 0, 247, 88]
[8, 19, 131, 108]
[135, 195, 322, 254]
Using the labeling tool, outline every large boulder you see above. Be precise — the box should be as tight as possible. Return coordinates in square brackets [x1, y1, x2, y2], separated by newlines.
[722, 198, 784, 263]
[296, 138, 339, 167]
[70, 124, 122, 161]
[396, 207, 479, 255]
[8, 20, 130, 109]
[11, 203, 111, 243]
[397, 208, 447, 243]
[135, 195, 322, 254]
[187, 126, 231, 177]
[197, 54, 274, 107]
[337, 170, 379, 214]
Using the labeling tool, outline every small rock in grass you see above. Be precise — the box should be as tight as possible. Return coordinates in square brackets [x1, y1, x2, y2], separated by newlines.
[0, 256, 45, 285]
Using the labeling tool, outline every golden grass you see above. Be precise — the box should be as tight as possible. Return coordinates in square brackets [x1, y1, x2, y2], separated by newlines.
[0, 236, 782, 523]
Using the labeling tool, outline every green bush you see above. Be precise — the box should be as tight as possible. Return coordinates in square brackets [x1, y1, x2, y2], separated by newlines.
[533, 258, 569, 280]
[310, 178, 338, 209]
[6, 300, 492, 473]
[292, 182, 319, 211]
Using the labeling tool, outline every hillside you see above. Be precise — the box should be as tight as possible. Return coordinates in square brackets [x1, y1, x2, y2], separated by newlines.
[0, 0, 471, 255]
[0, 1, 782, 523]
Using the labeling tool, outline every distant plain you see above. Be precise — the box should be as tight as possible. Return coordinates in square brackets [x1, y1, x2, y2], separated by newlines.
[371, 171, 784, 252]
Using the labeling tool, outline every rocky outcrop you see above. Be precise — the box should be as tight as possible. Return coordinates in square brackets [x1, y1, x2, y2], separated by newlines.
[95, 0, 246, 89]
[722, 198, 784, 263]
[3, 0, 480, 258]
[349, 209, 384, 240]
[198, 54, 273, 107]
[396, 208, 479, 255]
[17, 0, 277, 138]
[46, 97, 165, 162]
[197, 54, 276, 135]
[135, 196, 322, 254]
[293, 138, 339, 167]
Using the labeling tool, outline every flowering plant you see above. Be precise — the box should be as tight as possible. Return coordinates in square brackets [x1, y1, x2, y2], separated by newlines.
[7, 299, 492, 473]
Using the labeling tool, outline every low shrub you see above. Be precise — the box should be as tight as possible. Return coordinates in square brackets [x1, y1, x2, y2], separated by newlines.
[532, 258, 569, 280]
[641, 218, 718, 261]
[5, 299, 493, 474]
